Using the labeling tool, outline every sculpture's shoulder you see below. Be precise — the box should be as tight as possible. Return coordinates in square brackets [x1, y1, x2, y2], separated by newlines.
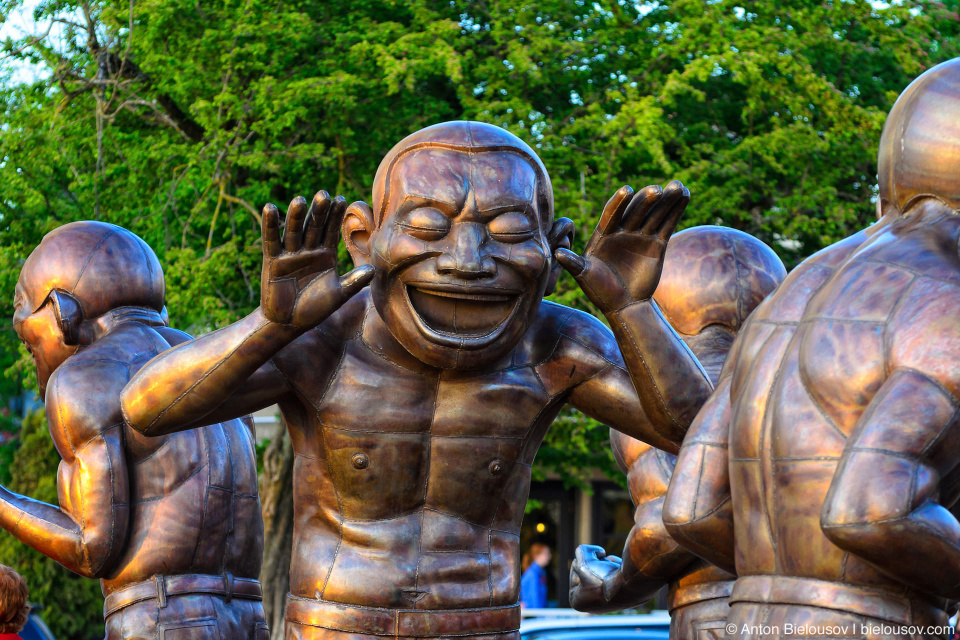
[312, 287, 370, 345]
[751, 229, 873, 325]
[807, 227, 875, 270]
[627, 445, 675, 506]
[516, 302, 624, 394]
[611, 426, 673, 502]
[83, 321, 169, 365]
[885, 228, 960, 398]
[149, 325, 193, 349]
[611, 427, 653, 474]
[863, 212, 960, 284]
[46, 337, 139, 453]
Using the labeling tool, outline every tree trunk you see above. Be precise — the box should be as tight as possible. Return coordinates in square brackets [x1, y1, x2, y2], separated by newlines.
[259, 424, 295, 640]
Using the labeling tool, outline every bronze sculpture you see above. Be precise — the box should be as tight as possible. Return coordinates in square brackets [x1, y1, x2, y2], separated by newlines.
[120, 121, 714, 639]
[570, 226, 785, 639]
[0, 222, 267, 640]
[663, 57, 960, 639]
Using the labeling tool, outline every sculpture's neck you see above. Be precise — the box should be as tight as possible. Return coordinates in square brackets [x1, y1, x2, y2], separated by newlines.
[86, 306, 165, 342]
[362, 301, 438, 374]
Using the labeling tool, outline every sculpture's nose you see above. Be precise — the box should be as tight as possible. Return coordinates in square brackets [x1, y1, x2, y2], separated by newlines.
[436, 222, 497, 279]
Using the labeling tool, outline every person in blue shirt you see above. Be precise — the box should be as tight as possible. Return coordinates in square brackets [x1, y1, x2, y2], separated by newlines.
[520, 543, 552, 608]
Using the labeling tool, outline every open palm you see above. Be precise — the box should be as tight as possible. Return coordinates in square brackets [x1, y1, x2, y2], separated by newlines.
[556, 181, 690, 313]
[261, 191, 374, 328]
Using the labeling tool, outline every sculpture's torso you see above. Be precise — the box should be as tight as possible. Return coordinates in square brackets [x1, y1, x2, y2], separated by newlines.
[71, 323, 264, 594]
[273, 294, 620, 608]
[727, 212, 960, 591]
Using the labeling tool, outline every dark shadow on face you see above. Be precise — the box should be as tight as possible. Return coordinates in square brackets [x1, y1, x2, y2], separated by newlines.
[369, 148, 553, 370]
[13, 281, 75, 398]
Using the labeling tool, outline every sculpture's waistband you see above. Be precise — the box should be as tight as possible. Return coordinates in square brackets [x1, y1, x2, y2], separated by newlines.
[285, 595, 521, 637]
[104, 573, 263, 618]
[668, 579, 735, 612]
[730, 575, 947, 626]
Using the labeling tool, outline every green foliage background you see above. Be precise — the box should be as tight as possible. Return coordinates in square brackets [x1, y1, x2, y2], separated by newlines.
[0, 0, 957, 636]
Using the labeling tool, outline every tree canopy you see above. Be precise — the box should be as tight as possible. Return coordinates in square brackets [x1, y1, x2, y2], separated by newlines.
[0, 0, 957, 636]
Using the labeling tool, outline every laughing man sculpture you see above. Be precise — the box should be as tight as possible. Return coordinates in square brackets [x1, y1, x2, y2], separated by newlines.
[121, 121, 713, 640]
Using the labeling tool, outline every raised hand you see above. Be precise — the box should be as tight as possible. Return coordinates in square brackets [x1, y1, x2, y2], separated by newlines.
[569, 544, 624, 612]
[555, 181, 690, 314]
[261, 191, 375, 329]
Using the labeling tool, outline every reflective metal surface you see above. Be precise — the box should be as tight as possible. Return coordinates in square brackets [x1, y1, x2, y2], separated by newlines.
[663, 59, 960, 639]
[120, 122, 713, 639]
[0, 222, 265, 639]
[569, 227, 786, 640]
[878, 58, 960, 215]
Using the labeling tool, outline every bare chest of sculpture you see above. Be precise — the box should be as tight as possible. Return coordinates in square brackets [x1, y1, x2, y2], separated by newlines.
[277, 302, 592, 608]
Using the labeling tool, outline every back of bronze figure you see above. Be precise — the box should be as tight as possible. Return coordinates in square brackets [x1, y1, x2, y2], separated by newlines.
[664, 58, 960, 639]
[1, 222, 266, 640]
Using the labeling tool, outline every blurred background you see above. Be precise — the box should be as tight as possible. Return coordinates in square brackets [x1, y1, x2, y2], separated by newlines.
[0, 0, 957, 636]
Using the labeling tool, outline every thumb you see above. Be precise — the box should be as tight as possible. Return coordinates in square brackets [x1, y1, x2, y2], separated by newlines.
[554, 248, 586, 277]
[339, 265, 376, 298]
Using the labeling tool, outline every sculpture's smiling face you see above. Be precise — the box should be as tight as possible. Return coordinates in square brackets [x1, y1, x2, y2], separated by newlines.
[369, 148, 552, 369]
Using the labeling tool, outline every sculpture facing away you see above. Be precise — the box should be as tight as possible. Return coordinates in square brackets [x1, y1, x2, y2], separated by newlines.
[120, 121, 715, 640]
[570, 226, 786, 639]
[0, 222, 267, 640]
[663, 57, 960, 639]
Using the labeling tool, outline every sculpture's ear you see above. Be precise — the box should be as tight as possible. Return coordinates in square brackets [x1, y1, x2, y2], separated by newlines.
[343, 201, 376, 267]
[545, 217, 575, 296]
[49, 289, 84, 346]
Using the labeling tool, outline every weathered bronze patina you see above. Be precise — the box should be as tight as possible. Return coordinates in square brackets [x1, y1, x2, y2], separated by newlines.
[663, 58, 960, 640]
[120, 121, 713, 640]
[0, 222, 266, 640]
[570, 226, 785, 639]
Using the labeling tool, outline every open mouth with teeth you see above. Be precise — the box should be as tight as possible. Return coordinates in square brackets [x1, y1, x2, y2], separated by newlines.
[405, 283, 521, 346]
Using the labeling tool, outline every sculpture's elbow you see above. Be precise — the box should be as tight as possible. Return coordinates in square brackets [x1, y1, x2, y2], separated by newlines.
[75, 542, 122, 580]
[821, 521, 874, 559]
[663, 502, 711, 549]
[820, 502, 885, 558]
[78, 507, 129, 579]
[120, 385, 159, 436]
[662, 512, 710, 555]
[662, 498, 736, 574]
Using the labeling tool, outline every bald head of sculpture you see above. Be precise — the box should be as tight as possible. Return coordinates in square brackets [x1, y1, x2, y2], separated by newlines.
[653, 226, 786, 380]
[878, 57, 960, 218]
[13, 221, 165, 396]
[343, 121, 573, 370]
[611, 225, 785, 474]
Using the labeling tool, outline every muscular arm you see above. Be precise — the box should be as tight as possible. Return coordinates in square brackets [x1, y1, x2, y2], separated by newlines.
[606, 300, 713, 445]
[121, 309, 299, 436]
[121, 192, 374, 437]
[570, 360, 685, 456]
[662, 375, 736, 574]
[821, 368, 960, 598]
[0, 361, 129, 578]
[572, 456, 698, 611]
[556, 183, 713, 449]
